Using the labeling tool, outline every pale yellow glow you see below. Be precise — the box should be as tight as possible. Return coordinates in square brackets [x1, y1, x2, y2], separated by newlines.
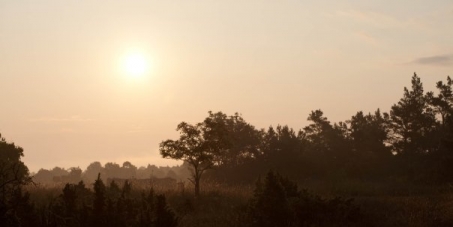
[123, 53, 149, 78]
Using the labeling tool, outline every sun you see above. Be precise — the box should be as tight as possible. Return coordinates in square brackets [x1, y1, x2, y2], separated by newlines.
[123, 52, 148, 78]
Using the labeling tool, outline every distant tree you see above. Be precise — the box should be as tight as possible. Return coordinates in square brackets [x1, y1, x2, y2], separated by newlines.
[32, 168, 53, 183]
[141, 164, 166, 178]
[50, 166, 69, 179]
[121, 161, 137, 178]
[166, 169, 178, 179]
[83, 161, 104, 183]
[389, 73, 437, 155]
[67, 167, 82, 183]
[104, 162, 121, 179]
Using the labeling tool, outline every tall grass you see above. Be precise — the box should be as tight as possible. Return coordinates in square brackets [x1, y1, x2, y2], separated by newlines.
[23, 179, 453, 227]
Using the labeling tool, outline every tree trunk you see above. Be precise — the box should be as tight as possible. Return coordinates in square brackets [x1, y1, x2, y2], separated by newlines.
[192, 165, 202, 197]
[194, 177, 200, 197]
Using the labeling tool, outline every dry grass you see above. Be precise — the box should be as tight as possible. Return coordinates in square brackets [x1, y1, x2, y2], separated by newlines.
[23, 180, 453, 227]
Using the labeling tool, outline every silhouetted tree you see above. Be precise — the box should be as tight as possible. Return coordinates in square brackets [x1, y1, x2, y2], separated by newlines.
[161, 111, 263, 195]
[62, 183, 77, 215]
[428, 76, 453, 125]
[138, 189, 154, 227]
[203, 111, 262, 166]
[155, 194, 178, 227]
[160, 121, 213, 196]
[304, 110, 334, 155]
[389, 73, 437, 155]
[201, 112, 264, 183]
[303, 110, 354, 177]
[349, 110, 390, 157]
[347, 110, 392, 177]
[0, 134, 32, 226]
[260, 125, 305, 178]
[92, 173, 106, 225]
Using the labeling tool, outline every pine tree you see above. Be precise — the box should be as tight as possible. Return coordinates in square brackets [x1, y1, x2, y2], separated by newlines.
[92, 173, 106, 226]
[389, 73, 437, 155]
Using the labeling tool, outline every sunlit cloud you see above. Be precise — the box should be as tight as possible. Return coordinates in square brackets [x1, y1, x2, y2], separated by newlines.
[412, 54, 453, 67]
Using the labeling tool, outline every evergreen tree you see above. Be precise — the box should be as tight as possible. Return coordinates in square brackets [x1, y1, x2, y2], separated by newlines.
[389, 73, 437, 155]
[428, 76, 453, 125]
[155, 194, 178, 227]
[92, 173, 106, 226]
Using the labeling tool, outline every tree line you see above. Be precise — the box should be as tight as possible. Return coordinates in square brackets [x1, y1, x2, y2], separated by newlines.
[32, 161, 191, 185]
[161, 73, 453, 195]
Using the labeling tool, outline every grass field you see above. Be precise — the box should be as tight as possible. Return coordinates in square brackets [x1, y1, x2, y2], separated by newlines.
[25, 179, 453, 227]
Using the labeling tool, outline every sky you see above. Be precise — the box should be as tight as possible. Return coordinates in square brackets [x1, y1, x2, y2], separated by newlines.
[1, 0, 452, 172]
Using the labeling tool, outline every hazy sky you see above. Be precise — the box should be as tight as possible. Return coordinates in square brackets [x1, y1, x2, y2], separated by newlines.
[1, 0, 452, 172]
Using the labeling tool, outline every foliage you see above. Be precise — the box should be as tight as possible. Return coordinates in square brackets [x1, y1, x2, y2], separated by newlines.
[0, 134, 32, 226]
[247, 171, 365, 227]
[31, 176, 178, 227]
[160, 121, 214, 196]
[389, 73, 437, 155]
[160, 111, 261, 196]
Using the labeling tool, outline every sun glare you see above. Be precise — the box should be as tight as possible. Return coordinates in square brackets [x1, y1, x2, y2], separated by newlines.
[123, 53, 148, 78]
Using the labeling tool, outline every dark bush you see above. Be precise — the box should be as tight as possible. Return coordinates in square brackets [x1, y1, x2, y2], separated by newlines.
[247, 170, 367, 227]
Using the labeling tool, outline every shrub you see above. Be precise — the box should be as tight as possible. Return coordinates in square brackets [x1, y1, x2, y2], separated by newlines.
[247, 170, 366, 227]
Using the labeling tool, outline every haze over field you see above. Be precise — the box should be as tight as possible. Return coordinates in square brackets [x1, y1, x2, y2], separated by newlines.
[0, 0, 452, 172]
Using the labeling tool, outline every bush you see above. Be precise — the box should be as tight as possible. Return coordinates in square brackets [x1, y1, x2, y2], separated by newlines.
[31, 176, 178, 227]
[247, 170, 367, 227]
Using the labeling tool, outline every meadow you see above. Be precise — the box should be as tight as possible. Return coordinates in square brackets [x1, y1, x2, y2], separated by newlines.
[24, 176, 453, 227]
